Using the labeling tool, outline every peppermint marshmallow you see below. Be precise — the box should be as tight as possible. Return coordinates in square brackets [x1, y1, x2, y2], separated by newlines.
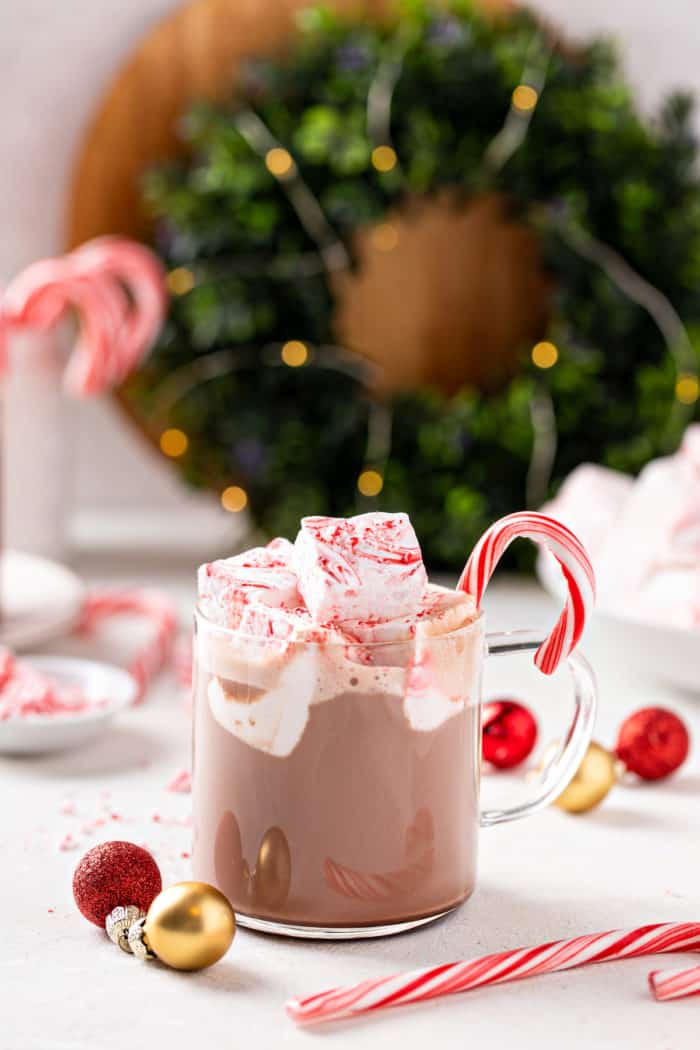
[293, 512, 427, 623]
[198, 538, 299, 628]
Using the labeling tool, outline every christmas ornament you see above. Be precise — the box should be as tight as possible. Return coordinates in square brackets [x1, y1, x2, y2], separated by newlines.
[616, 707, 690, 781]
[286, 922, 700, 1025]
[553, 742, 617, 814]
[74, 843, 235, 972]
[482, 699, 538, 769]
[73, 841, 162, 927]
[142, 881, 236, 971]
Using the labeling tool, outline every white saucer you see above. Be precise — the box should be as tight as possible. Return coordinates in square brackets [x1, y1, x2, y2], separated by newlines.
[0, 550, 85, 650]
[0, 656, 137, 754]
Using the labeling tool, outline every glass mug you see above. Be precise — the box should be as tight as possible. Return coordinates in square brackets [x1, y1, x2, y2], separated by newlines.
[192, 607, 597, 938]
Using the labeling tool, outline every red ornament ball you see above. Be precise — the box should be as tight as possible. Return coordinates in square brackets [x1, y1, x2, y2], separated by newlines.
[73, 841, 162, 927]
[616, 707, 689, 781]
[482, 699, 538, 769]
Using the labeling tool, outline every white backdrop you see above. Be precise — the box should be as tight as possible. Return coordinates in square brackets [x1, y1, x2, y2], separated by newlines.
[1, 0, 698, 552]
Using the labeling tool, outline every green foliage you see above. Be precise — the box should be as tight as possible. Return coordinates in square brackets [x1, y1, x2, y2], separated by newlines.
[131, 0, 700, 569]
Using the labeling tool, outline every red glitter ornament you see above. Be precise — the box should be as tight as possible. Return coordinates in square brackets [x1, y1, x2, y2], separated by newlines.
[616, 707, 689, 781]
[73, 841, 162, 927]
[482, 699, 538, 769]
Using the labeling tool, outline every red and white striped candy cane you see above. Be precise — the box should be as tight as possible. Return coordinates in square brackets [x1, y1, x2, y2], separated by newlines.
[649, 963, 700, 1001]
[71, 237, 167, 380]
[286, 922, 700, 1026]
[1, 237, 166, 396]
[458, 512, 595, 675]
[77, 590, 177, 704]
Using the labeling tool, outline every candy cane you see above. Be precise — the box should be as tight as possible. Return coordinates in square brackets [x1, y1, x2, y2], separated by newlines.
[0, 237, 166, 396]
[286, 922, 700, 1026]
[458, 512, 595, 675]
[648, 963, 700, 1001]
[77, 590, 177, 704]
[71, 237, 167, 379]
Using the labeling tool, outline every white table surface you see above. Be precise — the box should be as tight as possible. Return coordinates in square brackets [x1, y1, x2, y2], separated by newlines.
[3, 562, 699, 1050]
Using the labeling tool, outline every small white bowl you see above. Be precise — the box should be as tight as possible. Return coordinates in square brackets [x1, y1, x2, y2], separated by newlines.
[0, 656, 137, 754]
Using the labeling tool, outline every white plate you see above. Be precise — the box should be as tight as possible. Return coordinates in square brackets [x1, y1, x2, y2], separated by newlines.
[0, 656, 137, 754]
[0, 550, 85, 650]
[537, 551, 700, 693]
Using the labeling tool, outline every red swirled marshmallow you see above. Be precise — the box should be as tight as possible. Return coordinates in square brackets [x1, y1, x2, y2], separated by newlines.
[293, 512, 427, 624]
[198, 538, 300, 629]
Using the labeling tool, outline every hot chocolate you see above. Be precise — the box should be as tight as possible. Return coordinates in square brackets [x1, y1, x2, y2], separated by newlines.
[192, 512, 483, 933]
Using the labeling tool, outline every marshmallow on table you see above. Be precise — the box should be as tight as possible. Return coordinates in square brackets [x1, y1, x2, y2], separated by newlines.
[293, 512, 428, 624]
[594, 432, 700, 627]
[542, 427, 700, 629]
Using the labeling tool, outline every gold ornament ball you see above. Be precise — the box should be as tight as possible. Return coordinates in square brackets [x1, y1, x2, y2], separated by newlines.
[144, 881, 236, 971]
[554, 742, 617, 814]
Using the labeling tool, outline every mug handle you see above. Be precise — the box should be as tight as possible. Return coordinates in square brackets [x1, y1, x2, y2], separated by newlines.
[480, 630, 597, 828]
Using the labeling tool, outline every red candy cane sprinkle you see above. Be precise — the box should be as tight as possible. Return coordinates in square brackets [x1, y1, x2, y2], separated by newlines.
[286, 923, 700, 1026]
[458, 512, 595, 675]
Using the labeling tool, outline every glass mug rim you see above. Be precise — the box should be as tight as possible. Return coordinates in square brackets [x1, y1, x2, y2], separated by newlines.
[195, 602, 485, 648]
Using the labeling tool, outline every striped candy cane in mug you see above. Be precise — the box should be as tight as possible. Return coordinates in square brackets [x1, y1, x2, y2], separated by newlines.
[458, 512, 596, 675]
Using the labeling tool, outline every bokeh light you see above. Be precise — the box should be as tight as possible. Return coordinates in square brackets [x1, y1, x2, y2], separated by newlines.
[676, 373, 700, 404]
[531, 341, 559, 369]
[371, 222, 400, 252]
[512, 85, 538, 112]
[281, 340, 309, 367]
[221, 486, 248, 513]
[159, 428, 189, 457]
[357, 469, 384, 496]
[166, 268, 195, 296]
[265, 147, 295, 177]
[371, 145, 398, 173]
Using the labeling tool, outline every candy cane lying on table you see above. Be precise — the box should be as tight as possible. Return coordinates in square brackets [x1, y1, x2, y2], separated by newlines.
[458, 512, 596, 675]
[649, 963, 700, 1001]
[77, 590, 177, 704]
[286, 923, 700, 1026]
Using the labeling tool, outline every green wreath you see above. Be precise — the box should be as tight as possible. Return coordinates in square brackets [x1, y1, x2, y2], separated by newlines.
[128, 0, 700, 570]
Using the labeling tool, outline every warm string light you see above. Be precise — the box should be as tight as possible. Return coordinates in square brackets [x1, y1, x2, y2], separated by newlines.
[357, 469, 384, 496]
[531, 340, 559, 369]
[221, 486, 248, 513]
[676, 374, 700, 404]
[166, 268, 195, 296]
[371, 145, 398, 173]
[281, 340, 309, 367]
[159, 428, 189, 457]
[370, 222, 400, 252]
[265, 147, 295, 178]
[512, 84, 539, 112]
